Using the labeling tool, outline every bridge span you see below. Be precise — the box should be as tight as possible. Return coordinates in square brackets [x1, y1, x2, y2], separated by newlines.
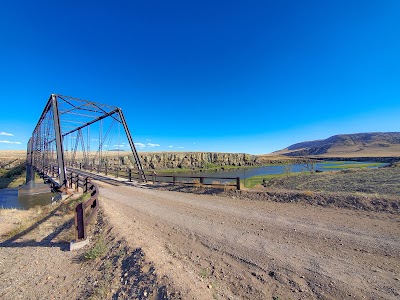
[26, 94, 146, 193]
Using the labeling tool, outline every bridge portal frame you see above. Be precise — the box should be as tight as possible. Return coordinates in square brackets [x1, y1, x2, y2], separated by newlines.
[28, 94, 146, 190]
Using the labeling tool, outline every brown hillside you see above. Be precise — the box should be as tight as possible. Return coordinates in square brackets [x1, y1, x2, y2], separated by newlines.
[274, 132, 400, 157]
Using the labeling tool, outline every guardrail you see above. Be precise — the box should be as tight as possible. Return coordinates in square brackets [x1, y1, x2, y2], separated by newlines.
[39, 163, 242, 190]
[66, 172, 99, 240]
[143, 173, 241, 190]
[65, 162, 241, 190]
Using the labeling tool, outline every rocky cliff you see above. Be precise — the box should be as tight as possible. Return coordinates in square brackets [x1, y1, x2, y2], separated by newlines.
[136, 152, 259, 170]
[101, 152, 300, 171]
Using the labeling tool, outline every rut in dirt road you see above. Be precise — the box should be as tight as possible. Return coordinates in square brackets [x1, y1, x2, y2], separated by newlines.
[98, 182, 400, 300]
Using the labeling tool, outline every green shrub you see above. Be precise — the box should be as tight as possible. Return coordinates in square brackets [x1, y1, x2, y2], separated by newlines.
[84, 238, 106, 260]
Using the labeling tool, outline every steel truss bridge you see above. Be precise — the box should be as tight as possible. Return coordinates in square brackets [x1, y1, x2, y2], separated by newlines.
[26, 94, 146, 192]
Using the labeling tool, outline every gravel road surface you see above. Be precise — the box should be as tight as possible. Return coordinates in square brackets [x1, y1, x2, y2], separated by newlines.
[99, 183, 400, 300]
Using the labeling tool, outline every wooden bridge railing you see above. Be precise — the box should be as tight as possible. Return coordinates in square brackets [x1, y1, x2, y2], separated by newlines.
[66, 172, 99, 240]
[65, 161, 241, 190]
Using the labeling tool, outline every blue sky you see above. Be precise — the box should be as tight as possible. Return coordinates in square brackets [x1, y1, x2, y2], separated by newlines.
[0, 0, 399, 154]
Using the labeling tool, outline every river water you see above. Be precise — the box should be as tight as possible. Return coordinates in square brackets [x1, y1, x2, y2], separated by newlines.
[160, 161, 386, 181]
[0, 183, 56, 210]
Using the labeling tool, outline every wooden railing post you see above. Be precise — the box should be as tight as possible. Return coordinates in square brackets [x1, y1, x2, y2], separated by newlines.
[200, 177, 204, 186]
[75, 174, 79, 191]
[75, 202, 86, 240]
[74, 178, 99, 243]
[236, 177, 241, 190]
[173, 176, 176, 185]
[84, 177, 88, 193]
[128, 169, 132, 182]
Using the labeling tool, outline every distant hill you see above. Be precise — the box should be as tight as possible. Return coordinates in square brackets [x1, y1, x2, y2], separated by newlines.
[274, 132, 400, 157]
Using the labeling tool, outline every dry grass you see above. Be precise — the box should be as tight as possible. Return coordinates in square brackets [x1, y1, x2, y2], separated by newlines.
[0, 192, 88, 243]
[267, 166, 400, 197]
[0, 160, 26, 189]
[193, 179, 201, 188]
[0, 205, 53, 239]
[0, 150, 27, 159]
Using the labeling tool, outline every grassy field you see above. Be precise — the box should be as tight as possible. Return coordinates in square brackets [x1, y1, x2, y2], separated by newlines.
[243, 173, 309, 188]
[265, 166, 400, 197]
[322, 162, 383, 169]
[0, 163, 26, 189]
[244, 161, 389, 189]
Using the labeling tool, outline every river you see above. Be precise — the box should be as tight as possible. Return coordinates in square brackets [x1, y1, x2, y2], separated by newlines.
[0, 182, 56, 210]
[159, 161, 387, 182]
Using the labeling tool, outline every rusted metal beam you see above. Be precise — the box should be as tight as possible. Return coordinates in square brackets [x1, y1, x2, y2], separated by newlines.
[51, 94, 67, 187]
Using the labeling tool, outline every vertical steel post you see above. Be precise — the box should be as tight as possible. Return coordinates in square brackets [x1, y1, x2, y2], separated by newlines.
[51, 94, 67, 187]
[25, 138, 34, 184]
[117, 109, 146, 182]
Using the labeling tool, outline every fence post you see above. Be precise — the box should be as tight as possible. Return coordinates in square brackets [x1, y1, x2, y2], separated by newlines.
[68, 173, 72, 188]
[75, 202, 85, 240]
[236, 177, 241, 190]
[84, 177, 88, 193]
[200, 177, 204, 186]
[75, 174, 79, 192]
[173, 176, 176, 185]
[79, 163, 82, 170]
[128, 169, 132, 182]
[105, 164, 107, 176]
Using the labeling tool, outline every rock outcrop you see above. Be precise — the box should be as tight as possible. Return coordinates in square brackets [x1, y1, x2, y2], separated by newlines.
[137, 152, 259, 170]
[102, 152, 303, 171]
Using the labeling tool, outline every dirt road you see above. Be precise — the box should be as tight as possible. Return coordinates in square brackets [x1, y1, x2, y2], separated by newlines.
[99, 183, 400, 300]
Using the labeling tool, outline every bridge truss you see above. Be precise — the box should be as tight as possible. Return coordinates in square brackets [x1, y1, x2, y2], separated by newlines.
[27, 94, 146, 190]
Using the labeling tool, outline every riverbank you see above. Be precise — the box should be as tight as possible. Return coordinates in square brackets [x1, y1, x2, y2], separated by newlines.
[0, 165, 25, 189]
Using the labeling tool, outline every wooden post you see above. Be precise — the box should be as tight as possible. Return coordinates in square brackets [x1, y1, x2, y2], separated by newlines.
[75, 202, 85, 240]
[236, 177, 241, 190]
[173, 176, 176, 185]
[84, 177, 88, 193]
[75, 174, 79, 192]
[200, 177, 204, 186]
[128, 169, 132, 182]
